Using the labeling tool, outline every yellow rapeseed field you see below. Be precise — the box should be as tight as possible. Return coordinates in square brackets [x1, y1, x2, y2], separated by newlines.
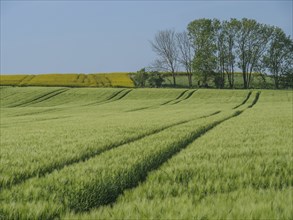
[0, 73, 134, 88]
[0, 75, 28, 86]
[95, 73, 134, 87]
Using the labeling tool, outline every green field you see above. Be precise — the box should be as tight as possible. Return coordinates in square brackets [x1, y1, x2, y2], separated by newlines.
[0, 86, 292, 219]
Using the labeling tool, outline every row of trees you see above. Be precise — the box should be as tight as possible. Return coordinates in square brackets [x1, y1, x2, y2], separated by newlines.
[149, 18, 293, 89]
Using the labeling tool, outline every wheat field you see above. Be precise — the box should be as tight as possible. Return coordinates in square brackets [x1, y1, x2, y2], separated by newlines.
[0, 86, 292, 219]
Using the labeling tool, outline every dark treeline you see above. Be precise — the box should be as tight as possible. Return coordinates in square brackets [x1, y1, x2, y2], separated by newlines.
[135, 18, 293, 89]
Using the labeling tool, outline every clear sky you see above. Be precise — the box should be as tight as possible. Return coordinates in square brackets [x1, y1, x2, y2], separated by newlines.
[1, 0, 292, 74]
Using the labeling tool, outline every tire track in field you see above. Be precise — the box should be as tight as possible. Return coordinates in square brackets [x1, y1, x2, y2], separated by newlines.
[248, 91, 261, 108]
[126, 90, 191, 112]
[22, 89, 69, 106]
[233, 91, 252, 109]
[1, 92, 43, 106]
[2, 110, 220, 189]
[1, 98, 260, 216]
[115, 89, 132, 100]
[56, 110, 248, 215]
[84, 99, 261, 211]
[171, 89, 197, 105]
[83, 89, 126, 106]
[160, 89, 189, 105]
[126, 106, 151, 112]
[17, 75, 30, 85]
[8, 90, 61, 107]
[199, 110, 221, 118]
[18, 75, 35, 86]
[94, 89, 133, 105]
[0, 105, 257, 219]
[105, 77, 112, 86]
[105, 89, 127, 101]
[0, 92, 18, 101]
[85, 89, 131, 106]
[1, 116, 72, 127]
[9, 108, 61, 117]
[90, 103, 261, 211]
[9, 88, 69, 107]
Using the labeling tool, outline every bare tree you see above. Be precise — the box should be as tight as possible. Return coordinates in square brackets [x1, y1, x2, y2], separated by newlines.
[150, 29, 179, 87]
[176, 31, 194, 87]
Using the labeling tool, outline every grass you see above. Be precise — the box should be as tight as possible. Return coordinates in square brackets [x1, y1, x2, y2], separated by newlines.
[0, 86, 292, 219]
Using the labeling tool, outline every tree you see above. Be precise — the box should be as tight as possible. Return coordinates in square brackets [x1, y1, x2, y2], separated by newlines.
[188, 18, 218, 87]
[235, 18, 272, 89]
[222, 19, 238, 88]
[214, 19, 226, 88]
[131, 68, 148, 87]
[263, 27, 293, 89]
[280, 69, 293, 88]
[176, 31, 194, 87]
[150, 29, 179, 87]
[148, 71, 164, 87]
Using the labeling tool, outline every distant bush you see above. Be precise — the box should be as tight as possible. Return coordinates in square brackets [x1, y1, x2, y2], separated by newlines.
[148, 71, 164, 88]
[130, 68, 149, 87]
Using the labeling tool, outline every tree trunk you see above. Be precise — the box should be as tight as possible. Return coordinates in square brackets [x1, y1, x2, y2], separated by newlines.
[203, 73, 208, 87]
[172, 72, 176, 87]
[220, 65, 225, 89]
[274, 75, 279, 89]
[227, 73, 234, 89]
[188, 73, 192, 88]
[221, 73, 225, 89]
[247, 67, 254, 89]
[232, 74, 234, 89]
[243, 72, 248, 89]
[227, 73, 232, 88]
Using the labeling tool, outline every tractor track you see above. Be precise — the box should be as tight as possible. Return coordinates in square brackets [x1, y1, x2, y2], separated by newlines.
[1, 110, 223, 190]
[233, 91, 252, 109]
[9, 88, 69, 107]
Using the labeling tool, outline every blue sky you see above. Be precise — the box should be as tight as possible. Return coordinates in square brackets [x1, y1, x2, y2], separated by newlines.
[1, 0, 292, 74]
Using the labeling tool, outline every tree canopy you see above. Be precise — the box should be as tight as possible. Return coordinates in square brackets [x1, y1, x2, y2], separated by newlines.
[148, 18, 293, 89]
